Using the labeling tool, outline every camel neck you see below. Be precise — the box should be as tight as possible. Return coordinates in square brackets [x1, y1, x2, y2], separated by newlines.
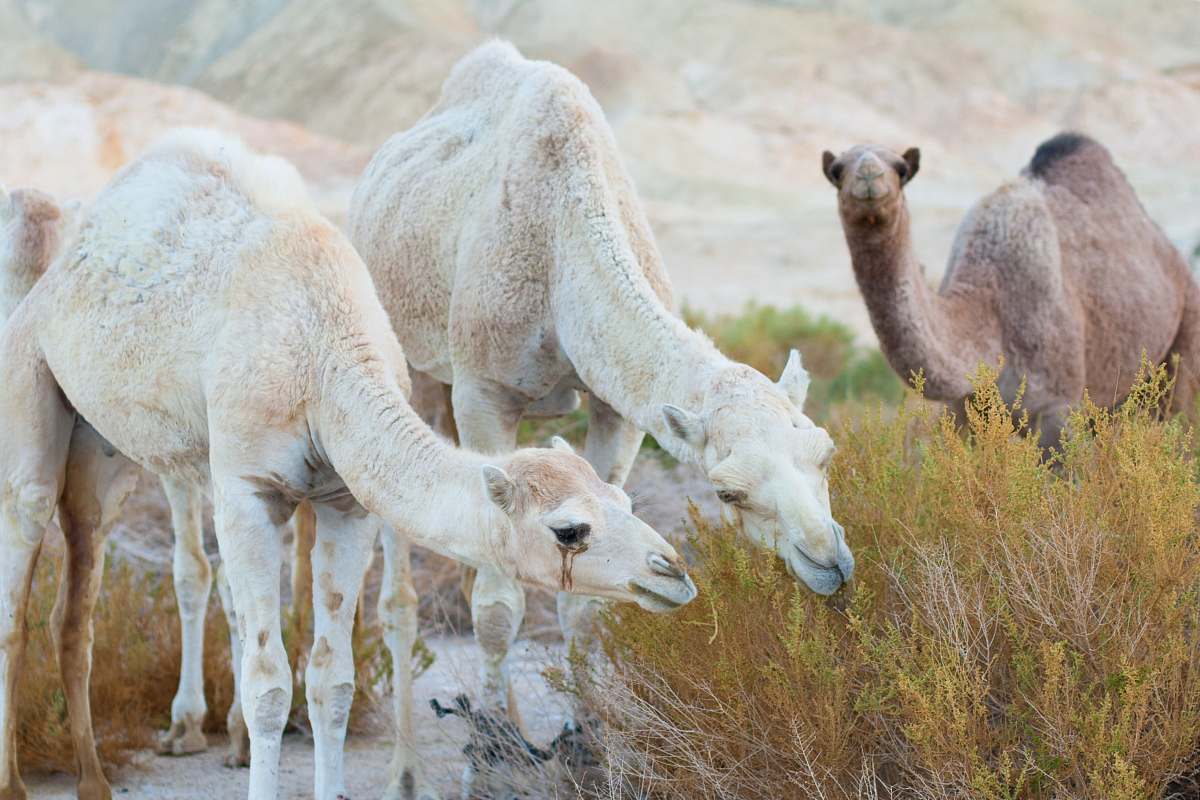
[844, 204, 983, 401]
[551, 188, 728, 465]
[315, 342, 508, 568]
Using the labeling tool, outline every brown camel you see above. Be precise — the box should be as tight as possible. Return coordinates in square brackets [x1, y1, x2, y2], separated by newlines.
[823, 132, 1200, 448]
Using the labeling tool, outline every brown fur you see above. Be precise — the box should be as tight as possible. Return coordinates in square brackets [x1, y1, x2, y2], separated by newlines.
[824, 133, 1200, 448]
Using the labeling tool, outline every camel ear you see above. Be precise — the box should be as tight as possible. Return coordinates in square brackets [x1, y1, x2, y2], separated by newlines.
[662, 404, 705, 449]
[481, 465, 516, 514]
[822, 151, 841, 187]
[778, 349, 811, 409]
[901, 148, 920, 184]
[549, 435, 574, 455]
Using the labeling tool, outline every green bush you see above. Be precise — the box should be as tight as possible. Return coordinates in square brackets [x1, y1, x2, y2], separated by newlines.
[684, 303, 904, 421]
[588, 364, 1200, 799]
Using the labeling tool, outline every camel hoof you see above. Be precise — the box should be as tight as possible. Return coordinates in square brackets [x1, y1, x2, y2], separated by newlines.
[76, 778, 113, 800]
[223, 748, 251, 769]
[156, 721, 208, 756]
[0, 784, 28, 800]
[380, 769, 440, 800]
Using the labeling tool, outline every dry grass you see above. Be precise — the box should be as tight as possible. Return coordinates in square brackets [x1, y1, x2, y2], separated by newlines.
[587, 364, 1200, 799]
[17, 555, 234, 773]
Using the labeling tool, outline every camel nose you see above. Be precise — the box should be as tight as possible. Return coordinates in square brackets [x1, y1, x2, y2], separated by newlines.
[850, 152, 891, 201]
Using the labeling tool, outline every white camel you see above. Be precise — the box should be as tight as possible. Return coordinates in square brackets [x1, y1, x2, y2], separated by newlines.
[348, 40, 854, 768]
[0, 130, 696, 800]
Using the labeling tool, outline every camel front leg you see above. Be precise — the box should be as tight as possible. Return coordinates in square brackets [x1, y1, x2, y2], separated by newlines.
[556, 395, 644, 727]
[451, 378, 528, 730]
[581, 394, 644, 487]
[157, 477, 213, 756]
[51, 424, 139, 800]
[210, 475, 290, 800]
[305, 504, 378, 800]
[378, 529, 438, 800]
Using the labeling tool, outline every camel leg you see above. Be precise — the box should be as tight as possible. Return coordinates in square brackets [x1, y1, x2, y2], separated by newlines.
[581, 394, 644, 487]
[0, 333, 74, 800]
[157, 477, 213, 756]
[408, 366, 458, 443]
[289, 500, 316, 690]
[215, 563, 250, 768]
[451, 378, 528, 733]
[209, 475, 289, 800]
[1168, 281, 1200, 415]
[378, 529, 438, 800]
[305, 504, 378, 800]
[49, 423, 139, 800]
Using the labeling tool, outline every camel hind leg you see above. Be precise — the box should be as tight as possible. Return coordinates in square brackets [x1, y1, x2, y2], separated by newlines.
[1168, 281, 1200, 416]
[0, 327, 75, 799]
[51, 423, 140, 800]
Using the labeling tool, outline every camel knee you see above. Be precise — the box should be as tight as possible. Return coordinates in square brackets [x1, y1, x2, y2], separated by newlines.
[242, 641, 291, 737]
[474, 601, 519, 662]
[250, 686, 290, 739]
[305, 635, 355, 726]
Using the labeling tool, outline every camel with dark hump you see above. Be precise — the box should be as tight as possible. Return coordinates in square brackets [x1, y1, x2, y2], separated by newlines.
[823, 132, 1200, 448]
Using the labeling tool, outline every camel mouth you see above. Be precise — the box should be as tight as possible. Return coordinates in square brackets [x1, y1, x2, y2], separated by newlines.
[784, 545, 846, 596]
[629, 574, 698, 612]
[791, 544, 839, 574]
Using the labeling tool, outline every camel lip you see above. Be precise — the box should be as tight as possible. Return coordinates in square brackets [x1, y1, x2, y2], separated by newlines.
[629, 574, 697, 611]
[792, 544, 838, 573]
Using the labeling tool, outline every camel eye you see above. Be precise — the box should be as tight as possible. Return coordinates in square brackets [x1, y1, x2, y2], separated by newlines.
[716, 489, 748, 506]
[552, 524, 590, 546]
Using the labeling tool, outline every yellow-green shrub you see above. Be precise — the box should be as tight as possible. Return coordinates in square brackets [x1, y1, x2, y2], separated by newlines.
[592, 365, 1200, 799]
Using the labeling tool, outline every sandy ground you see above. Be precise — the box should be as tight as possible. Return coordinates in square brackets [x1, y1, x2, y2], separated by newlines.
[27, 635, 575, 799]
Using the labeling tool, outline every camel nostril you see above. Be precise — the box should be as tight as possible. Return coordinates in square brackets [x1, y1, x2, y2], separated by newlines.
[648, 553, 685, 580]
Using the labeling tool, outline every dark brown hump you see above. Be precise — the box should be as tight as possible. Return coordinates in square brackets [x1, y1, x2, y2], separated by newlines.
[1026, 132, 1112, 180]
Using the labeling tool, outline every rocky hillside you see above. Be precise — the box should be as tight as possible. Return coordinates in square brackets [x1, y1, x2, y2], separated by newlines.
[2, 0, 1197, 334]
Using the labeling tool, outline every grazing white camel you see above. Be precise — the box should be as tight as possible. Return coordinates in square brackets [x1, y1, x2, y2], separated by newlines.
[348, 39, 854, 760]
[0, 130, 696, 800]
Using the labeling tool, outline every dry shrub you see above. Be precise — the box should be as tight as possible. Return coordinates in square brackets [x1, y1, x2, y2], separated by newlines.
[590, 364, 1200, 799]
[17, 555, 233, 773]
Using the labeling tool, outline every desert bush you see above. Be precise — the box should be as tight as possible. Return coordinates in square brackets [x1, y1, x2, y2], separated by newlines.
[589, 364, 1200, 799]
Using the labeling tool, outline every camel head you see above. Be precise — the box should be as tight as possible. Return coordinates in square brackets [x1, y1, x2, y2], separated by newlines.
[661, 351, 854, 595]
[822, 145, 920, 229]
[480, 438, 697, 613]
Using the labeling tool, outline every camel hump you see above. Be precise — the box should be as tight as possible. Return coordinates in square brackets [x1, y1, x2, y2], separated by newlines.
[144, 127, 315, 218]
[1025, 132, 1118, 185]
[436, 40, 598, 127]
